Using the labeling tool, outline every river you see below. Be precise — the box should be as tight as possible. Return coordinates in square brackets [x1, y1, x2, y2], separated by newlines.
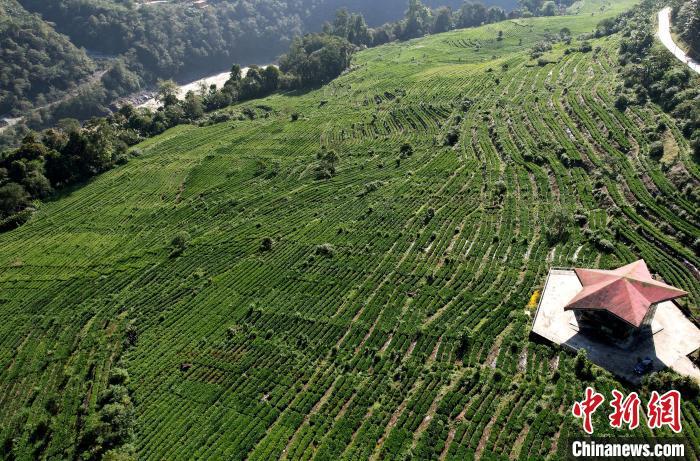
[1, 66, 271, 134]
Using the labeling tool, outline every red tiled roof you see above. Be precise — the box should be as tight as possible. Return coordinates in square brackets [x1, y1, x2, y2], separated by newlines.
[564, 260, 688, 327]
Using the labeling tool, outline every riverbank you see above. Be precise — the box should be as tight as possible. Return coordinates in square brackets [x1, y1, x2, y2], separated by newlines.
[135, 65, 273, 110]
[0, 117, 22, 135]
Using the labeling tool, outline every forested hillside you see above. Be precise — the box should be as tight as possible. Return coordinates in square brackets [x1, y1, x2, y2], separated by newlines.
[674, 0, 700, 59]
[18, 0, 303, 79]
[1, 0, 516, 147]
[13, 0, 520, 94]
[1, 0, 699, 459]
[0, 0, 593, 153]
[0, 0, 95, 116]
[306, 0, 517, 27]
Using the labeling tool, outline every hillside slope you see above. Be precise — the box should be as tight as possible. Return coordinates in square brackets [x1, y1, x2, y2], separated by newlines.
[1, 0, 700, 459]
[1, 0, 516, 148]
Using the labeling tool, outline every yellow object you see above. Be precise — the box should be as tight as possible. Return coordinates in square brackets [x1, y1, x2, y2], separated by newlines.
[527, 290, 541, 309]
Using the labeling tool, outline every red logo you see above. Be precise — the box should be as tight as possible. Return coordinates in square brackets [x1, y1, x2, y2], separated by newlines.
[647, 390, 682, 433]
[572, 387, 605, 434]
[609, 390, 640, 430]
[573, 388, 682, 434]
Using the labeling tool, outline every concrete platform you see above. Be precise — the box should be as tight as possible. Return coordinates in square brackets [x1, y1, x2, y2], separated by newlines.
[531, 269, 700, 384]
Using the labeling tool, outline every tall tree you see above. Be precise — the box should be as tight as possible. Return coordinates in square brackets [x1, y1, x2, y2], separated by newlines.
[487, 6, 507, 23]
[332, 9, 351, 39]
[402, 0, 432, 39]
[519, 0, 543, 15]
[0, 182, 30, 217]
[182, 91, 204, 120]
[350, 14, 371, 46]
[156, 80, 179, 107]
[457, 2, 488, 28]
[229, 64, 242, 83]
[540, 1, 557, 16]
[432, 7, 453, 33]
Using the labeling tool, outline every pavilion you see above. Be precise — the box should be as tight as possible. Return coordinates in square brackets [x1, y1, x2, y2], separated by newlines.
[563, 260, 688, 341]
[530, 259, 700, 383]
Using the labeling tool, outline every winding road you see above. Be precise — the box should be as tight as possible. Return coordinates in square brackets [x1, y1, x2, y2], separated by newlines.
[657, 6, 700, 74]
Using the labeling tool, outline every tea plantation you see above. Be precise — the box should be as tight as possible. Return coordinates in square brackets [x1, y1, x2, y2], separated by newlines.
[1, 0, 699, 459]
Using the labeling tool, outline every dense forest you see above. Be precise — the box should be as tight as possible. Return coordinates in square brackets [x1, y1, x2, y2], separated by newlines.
[17, 0, 305, 79]
[0, 0, 96, 116]
[305, 0, 517, 27]
[605, 0, 700, 176]
[673, 0, 699, 59]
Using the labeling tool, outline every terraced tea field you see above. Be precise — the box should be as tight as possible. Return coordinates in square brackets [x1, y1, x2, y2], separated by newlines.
[1, 1, 699, 459]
